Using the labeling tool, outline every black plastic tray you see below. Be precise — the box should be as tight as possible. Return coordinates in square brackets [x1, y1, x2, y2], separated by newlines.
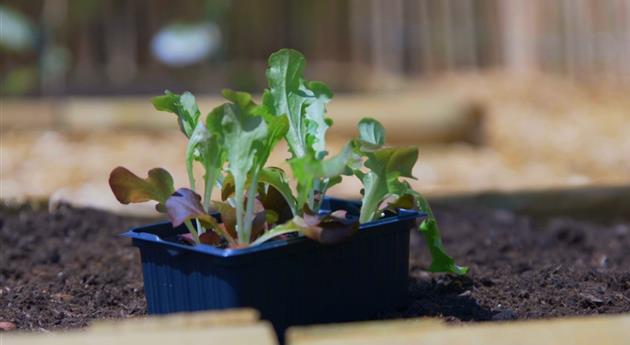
[123, 198, 425, 339]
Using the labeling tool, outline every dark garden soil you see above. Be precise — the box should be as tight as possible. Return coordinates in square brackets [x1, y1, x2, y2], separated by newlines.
[1, 202, 629, 331]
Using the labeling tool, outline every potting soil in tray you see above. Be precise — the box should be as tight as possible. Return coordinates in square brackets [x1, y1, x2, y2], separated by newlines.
[0, 202, 629, 331]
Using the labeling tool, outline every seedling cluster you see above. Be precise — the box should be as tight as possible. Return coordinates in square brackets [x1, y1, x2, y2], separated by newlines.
[109, 49, 466, 274]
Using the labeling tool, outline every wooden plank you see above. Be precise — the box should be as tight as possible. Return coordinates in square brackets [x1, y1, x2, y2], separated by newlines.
[288, 314, 630, 345]
[429, 184, 630, 220]
[58, 97, 223, 130]
[1, 99, 57, 130]
[287, 318, 444, 345]
[326, 93, 485, 145]
[89, 309, 260, 332]
[4, 323, 278, 345]
[1, 95, 484, 145]
[418, 314, 630, 345]
[4, 309, 275, 345]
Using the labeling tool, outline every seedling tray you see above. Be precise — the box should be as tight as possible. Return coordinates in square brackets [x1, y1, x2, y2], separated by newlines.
[123, 198, 425, 336]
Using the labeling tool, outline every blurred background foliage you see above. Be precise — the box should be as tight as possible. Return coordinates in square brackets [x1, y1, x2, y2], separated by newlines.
[3, 0, 630, 96]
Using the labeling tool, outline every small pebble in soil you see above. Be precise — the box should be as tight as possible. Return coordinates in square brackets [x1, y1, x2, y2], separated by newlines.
[593, 254, 608, 269]
[458, 290, 472, 298]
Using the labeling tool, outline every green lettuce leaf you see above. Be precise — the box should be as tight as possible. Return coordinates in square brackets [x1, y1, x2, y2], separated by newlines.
[357, 117, 385, 151]
[258, 167, 297, 215]
[359, 146, 418, 223]
[212, 89, 289, 244]
[353, 117, 467, 275]
[153, 90, 225, 212]
[289, 143, 352, 211]
[152, 91, 200, 138]
[185, 122, 209, 190]
[198, 109, 226, 210]
[263, 48, 332, 159]
[214, 91, 266, 244]
[389, 186, 469, 275]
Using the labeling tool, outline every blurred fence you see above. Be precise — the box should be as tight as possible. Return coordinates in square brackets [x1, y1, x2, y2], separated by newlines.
[2, 0, 630, 96]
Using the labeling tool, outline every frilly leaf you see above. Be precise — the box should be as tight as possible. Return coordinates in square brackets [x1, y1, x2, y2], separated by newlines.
[152, 91, 200, 138]
[109, 167, 174, 212]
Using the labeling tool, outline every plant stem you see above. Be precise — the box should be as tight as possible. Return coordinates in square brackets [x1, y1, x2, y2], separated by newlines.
[250, 225, 300, 246]
[184, 219, 200, 243]
[242, 173, 259, 244]
[312, 178, 328, 213]
[203, 167, 217, 213]
[359, 175, 381, 224]
[307, 187, 315, 213]
[195, 218, 204, 235]
[234, 181, 245, 244]
[185, 145, 196, 191]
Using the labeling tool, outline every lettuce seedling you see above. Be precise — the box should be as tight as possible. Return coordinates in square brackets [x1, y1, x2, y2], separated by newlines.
[262, 49, 346, 214]
[213, 90, 288, 244]
[349, 118, 468, 275]
[108, 48, 465, 275]
[152, 91, 224, 212]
